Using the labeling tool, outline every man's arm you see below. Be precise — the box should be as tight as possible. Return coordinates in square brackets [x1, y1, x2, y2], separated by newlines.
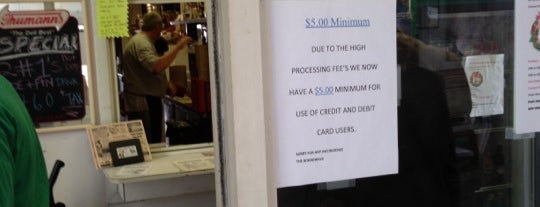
[153, 36, 193, 74]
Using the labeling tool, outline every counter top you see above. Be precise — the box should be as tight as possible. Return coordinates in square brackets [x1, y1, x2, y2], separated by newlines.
[103, 144, 214, 184]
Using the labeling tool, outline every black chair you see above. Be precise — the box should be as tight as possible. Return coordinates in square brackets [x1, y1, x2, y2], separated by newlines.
[49, 160, 65, 207]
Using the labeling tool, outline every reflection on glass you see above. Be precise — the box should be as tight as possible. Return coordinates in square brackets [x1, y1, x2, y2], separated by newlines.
[118, 3, 211, 145]
[278, 2, 517, 207]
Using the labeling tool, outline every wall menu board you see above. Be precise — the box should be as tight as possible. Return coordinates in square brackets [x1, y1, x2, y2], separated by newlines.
[0, 7, 85, 124]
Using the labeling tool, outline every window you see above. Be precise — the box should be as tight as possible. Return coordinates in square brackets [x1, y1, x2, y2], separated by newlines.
[114, 2, 212, 145]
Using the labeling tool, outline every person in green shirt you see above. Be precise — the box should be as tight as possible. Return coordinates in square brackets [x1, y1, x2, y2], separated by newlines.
[0, 75, 49, 206]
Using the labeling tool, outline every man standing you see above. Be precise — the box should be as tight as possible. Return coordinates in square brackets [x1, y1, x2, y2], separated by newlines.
[122, 12, 192, 143]
[0, 75, 49, 206]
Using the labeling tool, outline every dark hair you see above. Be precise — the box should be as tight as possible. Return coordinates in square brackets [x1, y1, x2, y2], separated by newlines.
[154, 36, 169, 56]
[141, 12, 162, 31]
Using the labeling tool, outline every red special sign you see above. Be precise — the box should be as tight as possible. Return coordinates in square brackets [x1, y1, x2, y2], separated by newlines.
[0, 6, 69, 30]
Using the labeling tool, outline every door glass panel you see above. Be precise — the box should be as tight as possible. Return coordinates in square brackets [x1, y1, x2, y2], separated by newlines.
[277, 1, 527, 207]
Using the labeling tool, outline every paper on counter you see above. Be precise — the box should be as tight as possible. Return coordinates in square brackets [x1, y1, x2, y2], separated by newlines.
[115, 164, 152, 176]
[173, 158, 214, 172]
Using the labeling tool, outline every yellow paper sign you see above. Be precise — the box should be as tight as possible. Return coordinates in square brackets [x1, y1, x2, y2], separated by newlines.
[97, 0, 128, 38]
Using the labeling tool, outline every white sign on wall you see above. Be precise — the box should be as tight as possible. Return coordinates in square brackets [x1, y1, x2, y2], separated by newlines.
[265, 0, 398, 188]
[463, 54, 505, 117]
[514, 1, 540, 133]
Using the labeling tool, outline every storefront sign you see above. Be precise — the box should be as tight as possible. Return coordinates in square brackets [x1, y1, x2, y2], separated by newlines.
[514, 1, 540, 133]
[266, 0, 398, 188]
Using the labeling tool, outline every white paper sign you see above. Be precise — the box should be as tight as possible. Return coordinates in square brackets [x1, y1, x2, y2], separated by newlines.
[266, 0, 398, 188]
[514, 1, 540, 133]
[463, 54, 504, 117]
